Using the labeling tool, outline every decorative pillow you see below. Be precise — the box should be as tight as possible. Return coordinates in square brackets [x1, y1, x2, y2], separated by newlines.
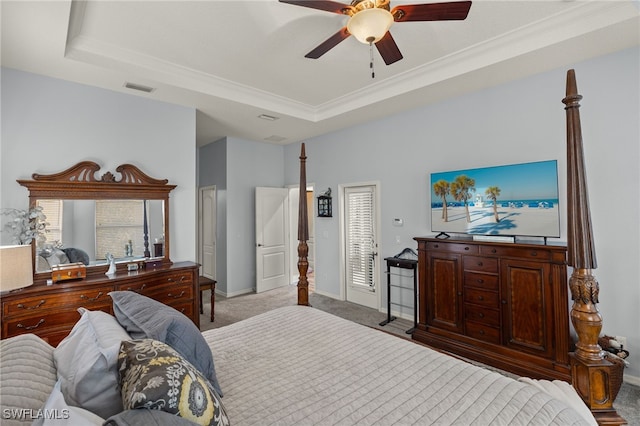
[104, 409, 201, 426]
[117, 339, 229, 426]
[109, 291, 222, 396]
[53, 308, 131, 419]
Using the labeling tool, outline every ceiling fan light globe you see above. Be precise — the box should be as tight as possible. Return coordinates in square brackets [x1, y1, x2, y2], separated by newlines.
[347, 8, 393, 44]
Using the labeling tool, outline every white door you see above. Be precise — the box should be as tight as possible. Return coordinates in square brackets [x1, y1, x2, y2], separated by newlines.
[344, 184, 379, 309]
[198, 186, 216, 280]
[256, 187, 289, 293]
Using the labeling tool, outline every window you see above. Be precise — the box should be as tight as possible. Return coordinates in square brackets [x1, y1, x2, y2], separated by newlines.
[37, 199, 63, 245]
[345, 186, 376, 291]
[95, 200, 145, 259]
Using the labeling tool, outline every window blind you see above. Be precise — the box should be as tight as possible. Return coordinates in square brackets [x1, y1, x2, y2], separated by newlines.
[345, 187, 375, 291]
[96, 200, 144, 259]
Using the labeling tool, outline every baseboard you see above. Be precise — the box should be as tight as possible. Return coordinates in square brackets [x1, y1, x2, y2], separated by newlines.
[623, 374, 640, 387]
[214, 287, 254, 298]
[311, 288, 344, 300]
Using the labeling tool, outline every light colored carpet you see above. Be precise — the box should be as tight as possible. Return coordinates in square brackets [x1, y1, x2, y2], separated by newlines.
[199, 284, 639, 424]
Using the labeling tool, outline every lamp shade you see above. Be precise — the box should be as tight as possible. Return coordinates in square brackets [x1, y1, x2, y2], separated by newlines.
[347, 8, 394, 44]
[0, 245, 34, 292]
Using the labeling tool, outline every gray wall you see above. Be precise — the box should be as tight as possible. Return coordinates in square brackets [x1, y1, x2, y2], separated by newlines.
[283, 47, 640, 382]
[1, 68, 198, 262]
[199, 137, 284, 296]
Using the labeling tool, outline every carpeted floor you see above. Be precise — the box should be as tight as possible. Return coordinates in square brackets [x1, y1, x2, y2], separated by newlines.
[199, 284, 640, 424]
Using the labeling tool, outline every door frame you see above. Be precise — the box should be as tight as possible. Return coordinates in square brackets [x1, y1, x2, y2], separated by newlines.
[338, 181, 382, 310]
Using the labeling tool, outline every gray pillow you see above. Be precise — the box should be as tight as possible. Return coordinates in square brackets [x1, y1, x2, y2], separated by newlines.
[53, 308, 130, 419]
[0, 334, 57, 426]
[108, 291, 222, 396]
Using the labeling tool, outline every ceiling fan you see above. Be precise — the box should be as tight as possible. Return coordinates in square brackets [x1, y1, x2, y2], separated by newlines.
[279, 0, 472, 66]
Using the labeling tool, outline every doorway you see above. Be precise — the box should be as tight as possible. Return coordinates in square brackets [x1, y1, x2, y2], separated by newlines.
[198, 186, 216, 280]
[340, 183, 380, 310]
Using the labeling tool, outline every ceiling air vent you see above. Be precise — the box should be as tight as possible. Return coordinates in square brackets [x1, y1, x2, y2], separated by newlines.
[124, 82, 155, 93]
[264, 135, 287, 143]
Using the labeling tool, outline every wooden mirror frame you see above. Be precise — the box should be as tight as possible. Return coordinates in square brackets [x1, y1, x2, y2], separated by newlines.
[17, 161, 176, 283]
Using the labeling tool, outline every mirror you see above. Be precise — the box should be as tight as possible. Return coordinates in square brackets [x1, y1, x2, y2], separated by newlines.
[34, 199, 165, 272]
[18, 161, 175, 282]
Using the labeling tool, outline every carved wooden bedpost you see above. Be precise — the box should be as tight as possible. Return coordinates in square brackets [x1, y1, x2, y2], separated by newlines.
[297, 143, 310, 306]
[563, 69, 625, 425]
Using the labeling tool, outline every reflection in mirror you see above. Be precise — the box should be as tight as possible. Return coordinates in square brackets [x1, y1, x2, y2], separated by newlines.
[35, 199, 164, 273]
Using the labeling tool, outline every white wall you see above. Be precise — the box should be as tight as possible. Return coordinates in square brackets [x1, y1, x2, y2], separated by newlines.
[283, 47, 640, 383]
[1, 68, 198, 263]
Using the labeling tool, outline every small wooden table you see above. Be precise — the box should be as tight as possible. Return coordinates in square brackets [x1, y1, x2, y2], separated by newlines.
[198, 276, 216, 322]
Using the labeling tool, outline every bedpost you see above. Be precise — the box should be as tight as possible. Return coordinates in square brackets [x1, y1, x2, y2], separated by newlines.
[297, 143, 310, 306]
[563, 69, 625, 425]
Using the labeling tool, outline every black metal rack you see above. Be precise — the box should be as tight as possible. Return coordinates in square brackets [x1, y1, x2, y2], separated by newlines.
[379, 256, 418, 334]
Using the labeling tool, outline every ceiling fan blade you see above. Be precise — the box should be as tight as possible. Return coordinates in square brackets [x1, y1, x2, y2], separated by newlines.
[279, 0, 350, 15]
[305, 27, 351, 59]
[375, 32, 403, 65]
[392, 1, 472, 22]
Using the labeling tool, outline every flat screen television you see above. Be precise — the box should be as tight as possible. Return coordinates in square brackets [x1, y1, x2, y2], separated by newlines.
[430, 160, 560, 238]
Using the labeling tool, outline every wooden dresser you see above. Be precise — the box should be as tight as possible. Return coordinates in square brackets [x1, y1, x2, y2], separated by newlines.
[413, 237, 572, 381]
[1, 261, 199, 347]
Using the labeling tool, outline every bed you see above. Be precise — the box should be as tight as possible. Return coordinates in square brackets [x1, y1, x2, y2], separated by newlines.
[0, 303, 596, 426]
[0, 70, 622, 425]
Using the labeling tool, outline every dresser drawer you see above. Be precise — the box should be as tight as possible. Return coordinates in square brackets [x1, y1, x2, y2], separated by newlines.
[464, 288, 499, 308]
[143, 282, 194, 304]
[465, 304, 500, 327]
[425, 241, 478, 254]
[465, 320, 501, 344]
[164, 301, 195, 320]
[2, 303, 111, 339]
[3, 286, 113, 316]
[479, 245, 551, 261]
[463, 256, 498, 273]
[464, 272, 499, 290]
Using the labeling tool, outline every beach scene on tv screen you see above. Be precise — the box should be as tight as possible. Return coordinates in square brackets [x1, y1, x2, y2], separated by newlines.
[430, 160, 560, 238]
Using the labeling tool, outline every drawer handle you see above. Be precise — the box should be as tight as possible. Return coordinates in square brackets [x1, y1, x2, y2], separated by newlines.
[478, 312, 484, 318]
[17, 300, 46, 310]
[17, 319, 45, 330]
[502, 300, 507, 304]
[433, 244, 439, 248]
[80, 292, 104, 302]
[167, 291, 185, 299]
[531, 251, 537, 257]
[491, 249, 497, 254]
[477, 261, 483, 266]
[126, 284, 146, 292]
[464, 247, 470, 251]
[479, 329, 485, 335]
[168, 276, 186, 283]
[477, 279, 484, 284]
[477, 295, 484, 301]
[457, 292, 463, 296]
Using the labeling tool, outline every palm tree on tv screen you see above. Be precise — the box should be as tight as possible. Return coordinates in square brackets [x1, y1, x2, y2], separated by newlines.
[451, 175, 476, 222]
[433, 179, 450, 222]
[485, 186, 501, 222]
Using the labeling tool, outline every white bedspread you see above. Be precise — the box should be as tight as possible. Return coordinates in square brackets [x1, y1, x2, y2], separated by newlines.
[203, 306, 592, 425]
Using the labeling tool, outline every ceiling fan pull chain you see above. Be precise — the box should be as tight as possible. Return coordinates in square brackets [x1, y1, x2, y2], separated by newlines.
[369, 41, 375, 79]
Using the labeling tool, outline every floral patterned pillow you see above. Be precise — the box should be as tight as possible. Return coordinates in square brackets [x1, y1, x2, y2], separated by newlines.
[118, 339, 229, 426]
